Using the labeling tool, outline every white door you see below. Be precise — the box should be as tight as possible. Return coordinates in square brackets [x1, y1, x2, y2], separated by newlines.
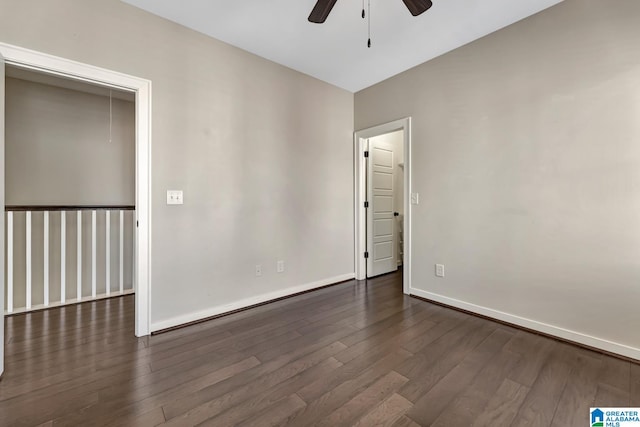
[1, 52, 5, 377]
[366, 138, 396, 277]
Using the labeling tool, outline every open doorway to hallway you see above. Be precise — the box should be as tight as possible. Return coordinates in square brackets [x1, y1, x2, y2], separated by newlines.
[4, 66, 136, 316]
[1, 42, 153, 378]
[354, 117, 412, 294]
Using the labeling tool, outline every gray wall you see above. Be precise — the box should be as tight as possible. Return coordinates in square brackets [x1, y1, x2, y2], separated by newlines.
[5, 77, 135, 205]
[0, 0, 354, 328]
[355, 0, 640, 350]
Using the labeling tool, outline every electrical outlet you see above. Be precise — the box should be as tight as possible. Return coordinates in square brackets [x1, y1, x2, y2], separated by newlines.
[435, 264, 445, 277]
[277, 260, 285, 273]
[255, 264, 262, 277]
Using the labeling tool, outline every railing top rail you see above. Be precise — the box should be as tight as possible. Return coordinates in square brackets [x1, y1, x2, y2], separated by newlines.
[5, 205, 135, 212]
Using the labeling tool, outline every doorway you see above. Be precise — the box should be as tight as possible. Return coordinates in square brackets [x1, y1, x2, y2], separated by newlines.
[354, 118, 411, 294]
[4, 66, 136, 310]
[0, 42, 152, 378]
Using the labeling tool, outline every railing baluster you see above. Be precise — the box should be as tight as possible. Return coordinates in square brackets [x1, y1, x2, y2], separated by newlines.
[26, 211, 32, 310]
[77, 210, 82, 301]
[92, 210, 97, 299]
[5, 206, 134, 313]
[44, 211, 49, 307]
[7, 212, 14, 313]
[60, 211, 66, 304]
[119, 210, 124, 294]
[106, 210, 111, 296]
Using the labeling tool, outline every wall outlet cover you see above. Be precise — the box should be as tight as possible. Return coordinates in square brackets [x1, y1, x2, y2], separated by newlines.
[167, 190, 184, 205]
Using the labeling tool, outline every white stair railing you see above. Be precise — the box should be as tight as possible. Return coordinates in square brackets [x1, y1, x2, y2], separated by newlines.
[4, 205, 135, 314]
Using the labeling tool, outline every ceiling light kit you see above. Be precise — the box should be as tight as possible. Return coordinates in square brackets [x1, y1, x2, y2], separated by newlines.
[308, 0, 433, 48]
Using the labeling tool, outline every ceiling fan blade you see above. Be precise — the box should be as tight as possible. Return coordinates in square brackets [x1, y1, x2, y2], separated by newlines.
[308, 0, 338, 23]
[402, 0, 433, 16]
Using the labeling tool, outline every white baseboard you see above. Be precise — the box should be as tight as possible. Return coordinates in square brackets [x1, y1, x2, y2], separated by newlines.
[410, 288, 640, 361]
[151, 273, 356, 333]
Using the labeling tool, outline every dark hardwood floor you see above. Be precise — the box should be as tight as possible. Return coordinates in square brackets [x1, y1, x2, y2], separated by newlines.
[0, 271, 637, 426]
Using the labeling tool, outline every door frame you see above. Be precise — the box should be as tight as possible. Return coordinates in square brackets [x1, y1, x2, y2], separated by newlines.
[0, 42, 152, 337]
[354, 117, 411, 294]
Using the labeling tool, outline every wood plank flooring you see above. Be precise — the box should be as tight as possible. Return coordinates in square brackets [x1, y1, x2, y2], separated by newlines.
[0, 270, 637, 426]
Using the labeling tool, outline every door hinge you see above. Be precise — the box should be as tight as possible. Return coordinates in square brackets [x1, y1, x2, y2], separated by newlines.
[136, 221, 139, 227]
[364, 201, 369, 208]
[364, 151, 369, 158]
[364, 251, 369, 259]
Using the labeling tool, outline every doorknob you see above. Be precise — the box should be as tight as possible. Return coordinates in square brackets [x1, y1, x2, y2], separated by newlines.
[394, 212, 399, 217]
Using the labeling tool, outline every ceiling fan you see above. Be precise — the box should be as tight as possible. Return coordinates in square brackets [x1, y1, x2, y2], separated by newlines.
[308, 0, 433, 23]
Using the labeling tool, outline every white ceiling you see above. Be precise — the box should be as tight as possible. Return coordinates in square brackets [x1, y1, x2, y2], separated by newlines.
[122, 0, 563, 93]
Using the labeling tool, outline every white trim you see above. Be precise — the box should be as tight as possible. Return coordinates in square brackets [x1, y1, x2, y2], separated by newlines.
[354, 118, 412, 295]
[6, 212, 13, 313]
[77, 210, 82, 301]
[119, 210, 124, 294]
[106, 210, 111, 296]
[92, 210, 97, 299]
[0, 42, 152, 337]
[60, 211, 66, 304]
[151, 273, 355, 333]
[44, 211, 49, 306]
[26, 211, 32, 310]
[410, 288, 640, 361]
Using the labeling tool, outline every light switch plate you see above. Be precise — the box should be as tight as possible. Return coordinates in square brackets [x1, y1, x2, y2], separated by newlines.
[167, 190, 184, 205]
[411, 192, 419, 205]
